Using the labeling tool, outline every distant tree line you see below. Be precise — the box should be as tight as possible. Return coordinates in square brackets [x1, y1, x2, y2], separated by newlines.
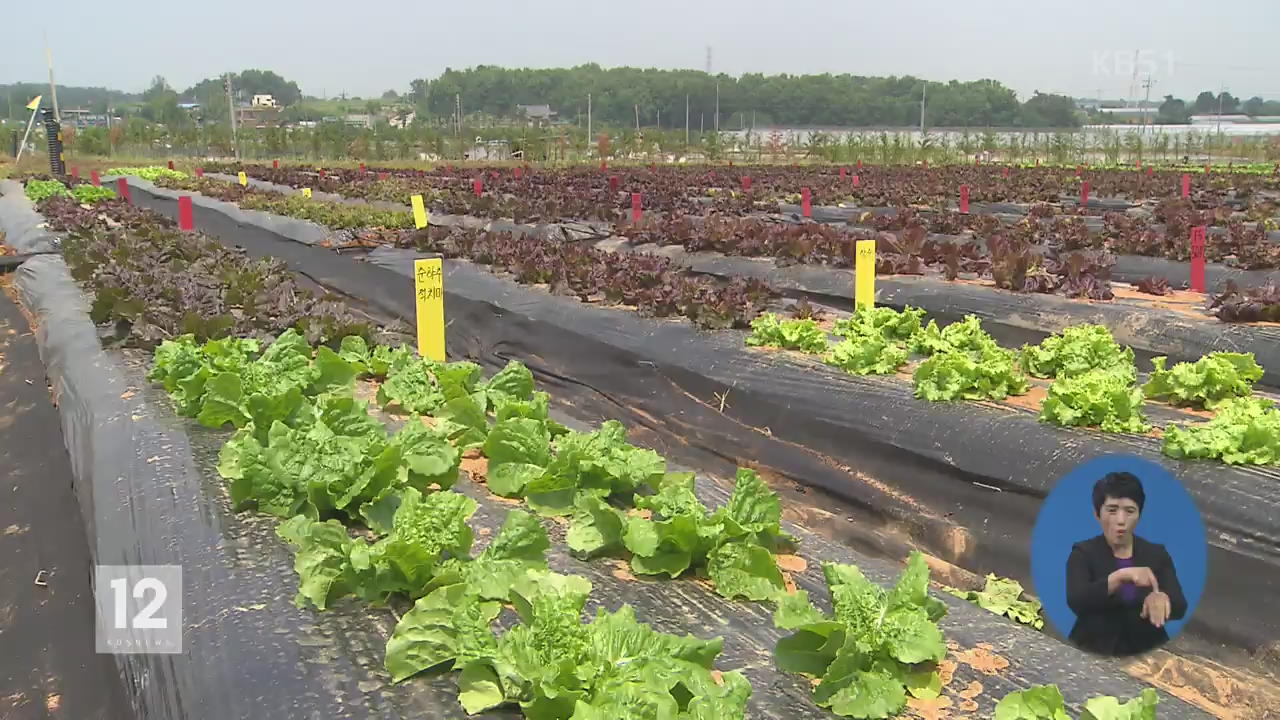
[403, 64, 1083, 129]
[1152, 91, 1280, 124]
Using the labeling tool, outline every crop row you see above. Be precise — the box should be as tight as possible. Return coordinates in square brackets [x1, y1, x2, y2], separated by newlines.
[747, 309, 1280, 465]
[152, 173, 1280, 321]
[148, 175, 775, 330]
[38, 193, 373, 346]
[23, 174, 1172, 719]
[209, 160, 1280, 218]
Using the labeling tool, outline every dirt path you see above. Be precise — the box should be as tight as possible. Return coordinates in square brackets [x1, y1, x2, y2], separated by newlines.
[0, 280, 131, 720]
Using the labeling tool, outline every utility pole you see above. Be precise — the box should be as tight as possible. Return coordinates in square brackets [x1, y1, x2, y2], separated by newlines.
[635, 104, 640, 133]
[1216, 85, 1227, 136]
[1140, 75, 1154, 133]
[685, 94, 690, 145]
[455, 93, 461, 136]
[587, 93, 592, 146]
[919, 83, 927, 133]
[656, 107, 660, 129]
[226, 73, 239, 160]
[45, 33, 60, 124]
[714, 81, 720, 133]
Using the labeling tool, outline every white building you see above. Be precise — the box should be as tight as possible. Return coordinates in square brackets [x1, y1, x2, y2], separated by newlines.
[251, 94, 278, 108]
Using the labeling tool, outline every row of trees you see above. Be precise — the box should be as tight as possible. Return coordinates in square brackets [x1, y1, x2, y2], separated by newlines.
[405, 65, 1083, 129]
[1154, 91, 1280, 124]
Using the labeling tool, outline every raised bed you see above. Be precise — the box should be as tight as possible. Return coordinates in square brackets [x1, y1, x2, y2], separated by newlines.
[117, 179, 1280, 675]
[187, 172, 1280, 388]
[0, 178, 1228, 719]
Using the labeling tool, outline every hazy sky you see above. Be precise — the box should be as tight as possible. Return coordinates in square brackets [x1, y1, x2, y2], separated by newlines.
[6, 0, 1279, 102]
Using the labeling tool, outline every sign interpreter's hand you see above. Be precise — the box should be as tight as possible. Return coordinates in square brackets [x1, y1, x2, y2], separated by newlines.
[1141, 590, 1172, 628]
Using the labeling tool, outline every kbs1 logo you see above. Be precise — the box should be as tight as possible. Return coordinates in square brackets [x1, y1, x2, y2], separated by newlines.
[1092, 49, 1176, 79]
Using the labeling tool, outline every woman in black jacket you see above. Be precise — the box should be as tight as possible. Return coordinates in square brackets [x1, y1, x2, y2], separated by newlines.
[1066, 471, 1187, 656]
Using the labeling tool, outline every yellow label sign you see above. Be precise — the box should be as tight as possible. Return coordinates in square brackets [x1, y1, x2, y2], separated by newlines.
[301, 187, 312, 198]
[238, 171, 248, 186]
[411, 194, 429, 229]
[855, 239, 876, 310]
[414, 258, 445, 362]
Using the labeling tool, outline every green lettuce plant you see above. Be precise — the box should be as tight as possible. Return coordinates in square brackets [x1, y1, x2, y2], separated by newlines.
[1143, 352, 1263, 409]
[1040, 369, 1150, 433]
[772, 552, 947, 719]
[746, 312, 829, 353]
[1163, 396, 1280, 465]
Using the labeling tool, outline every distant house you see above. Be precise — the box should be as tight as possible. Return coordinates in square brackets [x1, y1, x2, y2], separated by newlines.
[235, 104, 281, 128]
[388, 108, 416, 129]
[61, 108, 94, 128]
[1190, 114, 1251, 125]
[252, 94, 278, 108]
[344, 113, 374, 129]
[516, 104, 557, 125]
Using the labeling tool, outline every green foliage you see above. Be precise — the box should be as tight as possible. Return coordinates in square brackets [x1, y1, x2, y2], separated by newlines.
[826, 336, 909, 375]
[484, 413, 664, 516]
[832, 306, 926, 343]
[24, 179, 70, 203]
[399, 570, 751, 718]
[1020, 325, 1135, 380]
[414, 66, 1061, 129]
[106, 166, 188, 181]
[1143, 352, 1263, 409]
[239, 192, 413, 230]
[822, 306, 923, 375]
[945, 574, 1044, 629]
[745, 313, 829, 353]
[1163, 397, 1280, 465]
[1040, 369, 1150, 434]
[913, 344, 1029, 402]
[150, 333, 752, 716]
[70, 184, 118, 204]
[589, 468, 792, 601]
[994, 685, 1158, 720]
[217, 409, 402, 522]
[148, 330, 343, 430]
[910, 315, 999, 356]
[772, 553, 947, 719]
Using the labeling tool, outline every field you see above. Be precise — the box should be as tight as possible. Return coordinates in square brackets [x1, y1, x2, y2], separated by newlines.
[5, 158, 1280, 720]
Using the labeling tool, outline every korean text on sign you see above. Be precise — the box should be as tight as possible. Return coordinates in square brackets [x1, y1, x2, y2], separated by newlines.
[414, 258, 446, 361]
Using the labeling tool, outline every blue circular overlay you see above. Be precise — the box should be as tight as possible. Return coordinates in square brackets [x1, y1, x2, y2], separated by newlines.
[1030, 454, 1208, 643]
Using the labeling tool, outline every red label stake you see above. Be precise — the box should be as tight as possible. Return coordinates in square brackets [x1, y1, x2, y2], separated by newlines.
[741, 176, 752, 191]
[117, 178, 131, 204]
[801, 187, 812, 218]
[1181, 174, 1191, 198]
[852, 174, 860, 188]
[1190, 226, 1207, 293]
[178, 196, 194, 231]
[195, 167, 204, 178]
[90, 170, 101, 186]
[959, 185, 970, 214]
[473, 179, 483, 196]
[1080, 181, 1090, 208]
[631, 193, 642, 224]
[609, 176, 619, 192]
